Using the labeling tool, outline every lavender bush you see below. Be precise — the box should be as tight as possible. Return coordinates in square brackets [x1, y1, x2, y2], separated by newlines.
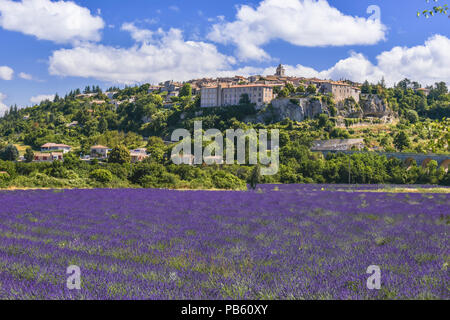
[0, 185, 448, 300]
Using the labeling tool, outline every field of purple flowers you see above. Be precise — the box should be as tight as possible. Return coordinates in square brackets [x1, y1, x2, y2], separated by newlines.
[0, 185, 448, 300]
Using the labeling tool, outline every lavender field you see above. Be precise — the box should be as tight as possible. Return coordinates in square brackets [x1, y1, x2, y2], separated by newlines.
[0, 185, 448, 300]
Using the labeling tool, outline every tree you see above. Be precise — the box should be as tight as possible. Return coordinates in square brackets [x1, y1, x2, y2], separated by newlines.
[249, 164, 261, 190]
[179, 83, 192, 98]
[90, 169, 113, 183]
[406, 110, 419, 123]
[98, 118, 108, 133]
[394, 131, 411, 151]
[296, 85, 305, 94]
[146, 136, 167, 163]
[418, 0, 448, 18]
[0, 144, 19, 161]
[24, 148, 34, 163]
[108, 145, 131, 164]
[318, 114, 329, 128]
[285, 83, 295, 94]
[278, 88, 290, 98]
[361, 81, 371, 94]
[306, 84, 317, 95]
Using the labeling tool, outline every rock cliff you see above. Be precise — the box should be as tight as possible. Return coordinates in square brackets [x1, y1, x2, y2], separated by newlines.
[244, 94, 396, 123]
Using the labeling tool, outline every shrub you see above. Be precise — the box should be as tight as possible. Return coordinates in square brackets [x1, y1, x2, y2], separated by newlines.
[406, 110, 419, 124]
[90, 169, 113, 183]
[0, 171, 10, 181]
[211, 171, 247, 190]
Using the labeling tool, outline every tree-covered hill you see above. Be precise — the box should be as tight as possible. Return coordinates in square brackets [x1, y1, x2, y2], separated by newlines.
[0, 79, 449, 189]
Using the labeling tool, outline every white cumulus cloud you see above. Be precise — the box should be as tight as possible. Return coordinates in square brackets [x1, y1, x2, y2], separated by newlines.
[0, 92, 8, 116]
[262, 35, 450, 87]
[121, 22, 154, 43]
[207, 0, 387, 61]
[48, 27, 261, 84]
[30, 94, 55, 104]
[19, 72, 33, 80]
[0, 0, 105, 44]
[0, 66, 14, 80]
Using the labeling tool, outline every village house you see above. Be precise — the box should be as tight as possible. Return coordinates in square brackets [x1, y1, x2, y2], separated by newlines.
[130, 148, 149, 163]
[200, 84, 274, 108]
[306, 79, 361, 103]
[33, 152, 64, 162]
[415, 88, 430, 96]
[40, 143, 72, 154]
[90, 145, 110, 159]
[105, 91, 118, 99]
[147, 85, 163, 94]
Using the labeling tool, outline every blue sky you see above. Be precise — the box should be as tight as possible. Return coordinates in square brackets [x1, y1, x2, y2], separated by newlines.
[0, 0, 449, 112]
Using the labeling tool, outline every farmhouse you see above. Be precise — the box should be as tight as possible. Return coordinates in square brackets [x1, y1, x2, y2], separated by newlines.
[33, 152, 64, 162]
[130, 148, 149, 163]
[40, 143, 72, 154]
[90, 145, 110, 159]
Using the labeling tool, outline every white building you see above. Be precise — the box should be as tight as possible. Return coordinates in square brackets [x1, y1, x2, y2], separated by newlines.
[40, 143, 72, 154]
[90, 145, 110, 159]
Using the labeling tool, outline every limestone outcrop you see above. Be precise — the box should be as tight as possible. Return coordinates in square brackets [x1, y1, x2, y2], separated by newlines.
[244, 94, 396, 124]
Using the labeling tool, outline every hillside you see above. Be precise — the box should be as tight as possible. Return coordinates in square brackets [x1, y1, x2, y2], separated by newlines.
[0, 80, 449, 189]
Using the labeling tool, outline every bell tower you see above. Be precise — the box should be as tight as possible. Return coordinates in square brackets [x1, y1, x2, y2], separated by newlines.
[275, 64, 285, 77]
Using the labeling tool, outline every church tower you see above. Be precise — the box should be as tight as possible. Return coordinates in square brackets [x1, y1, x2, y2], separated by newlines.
[275, 64, 286, 77]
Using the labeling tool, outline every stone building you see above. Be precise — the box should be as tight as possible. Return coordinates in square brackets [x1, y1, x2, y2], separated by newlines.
[275, 64, 286, 77]
[201, 84, 274, 108]
[307, 79, 361, 103]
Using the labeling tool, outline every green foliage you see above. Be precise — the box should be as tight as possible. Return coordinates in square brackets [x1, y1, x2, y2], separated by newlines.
[211, 170, 247, 190]
[394, 131, 411, 151]
[277, 88, 290, 98]
[146, 137, 167, 163]
[296, 85, 305, 94]
[248, 165, 261, 190]
[90, 169, 113, 183]
[0, 144, 19, 161]
[179, 83, 192, 98]
[318, 114, 329, 128]
[24, 148, 34, 163]
[285, 83, 295, 94]
[418, 0, 448, 17]
[306, 84, 317, 95]
[406, 110, 419, 124]
[108, 145, 131, 164]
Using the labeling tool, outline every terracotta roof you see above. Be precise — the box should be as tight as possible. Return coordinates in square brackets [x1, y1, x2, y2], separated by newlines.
[90, 145, 109, 149]
[202, 84, 273, 89]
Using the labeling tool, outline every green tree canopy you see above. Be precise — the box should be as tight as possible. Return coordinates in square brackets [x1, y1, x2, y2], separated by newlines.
[108, 145, 131, 164]
[0, 144, 19, 161]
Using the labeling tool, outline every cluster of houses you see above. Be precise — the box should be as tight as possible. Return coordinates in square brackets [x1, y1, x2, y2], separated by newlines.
[199, 65, 363, 108]
[30, 143, 149, 163]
